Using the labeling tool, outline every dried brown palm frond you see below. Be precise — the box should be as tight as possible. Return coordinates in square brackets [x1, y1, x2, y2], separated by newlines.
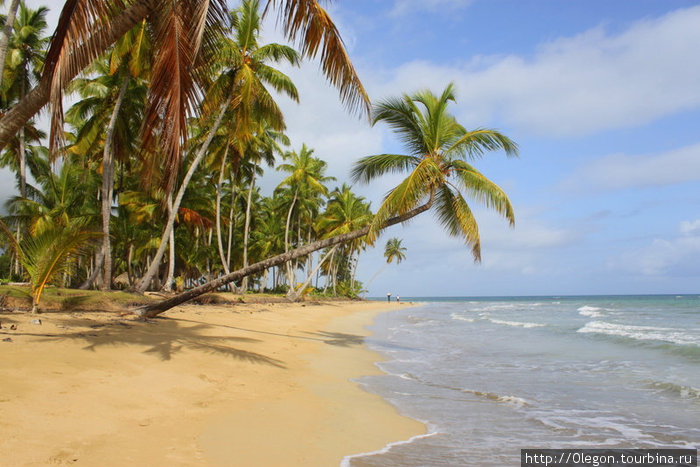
[264, 0, 370, 117]
[139, 0, 228, 193]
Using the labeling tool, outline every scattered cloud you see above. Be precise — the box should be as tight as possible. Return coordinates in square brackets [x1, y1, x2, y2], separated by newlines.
[377, 5, 700, 136]
[561, 142, 700, 191]
[390, 0, 473, 17]
[609, 219, 700, 277]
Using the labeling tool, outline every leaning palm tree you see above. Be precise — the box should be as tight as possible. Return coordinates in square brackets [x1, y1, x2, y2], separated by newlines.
[353, 83, 517, 260]
[135, 83, 517, 318]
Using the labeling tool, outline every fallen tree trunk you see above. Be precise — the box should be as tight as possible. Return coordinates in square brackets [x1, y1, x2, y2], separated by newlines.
[132, 193, 434, 318]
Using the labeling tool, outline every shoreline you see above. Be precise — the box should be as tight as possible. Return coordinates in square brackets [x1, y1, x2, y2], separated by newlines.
[0, 300, 424, 466]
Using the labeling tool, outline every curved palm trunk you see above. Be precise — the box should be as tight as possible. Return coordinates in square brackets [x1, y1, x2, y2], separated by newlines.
[240, 169, 256, 292]
[133, 191, 435, 318]
[288, 244, 337, 301]
[0, 0, 20, 84]
[133, 96, 231, 293]
[0, 0, 155, 151]
[363, 263, 388, 296]
[215, 147, 230, 275]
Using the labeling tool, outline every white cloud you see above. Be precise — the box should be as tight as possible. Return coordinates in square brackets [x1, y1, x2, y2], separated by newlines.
[376, 5, 700, 136]
[562, 142, 700, 191]
[680, 219, 700, 236]
[609, 219, 700, 276]
[390, 0, 472, 17]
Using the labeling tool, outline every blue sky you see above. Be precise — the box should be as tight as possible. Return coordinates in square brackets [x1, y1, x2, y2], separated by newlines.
[11, 0, 700, 297]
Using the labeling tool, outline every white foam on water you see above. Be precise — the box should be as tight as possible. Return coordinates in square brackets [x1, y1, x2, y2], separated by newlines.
[534, 412, 652, 441]
[578, 321, 699, 346]
[450, 312, 475, 322]
[461, 389, 532, 408]
[578, 305, 604, 318]
[340, 430, 440, 467]
[489, 319, 544, 328]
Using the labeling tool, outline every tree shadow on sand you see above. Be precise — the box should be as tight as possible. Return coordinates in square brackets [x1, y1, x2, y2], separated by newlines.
[32, 318, 286, 368]
[169, 317, 367, 348]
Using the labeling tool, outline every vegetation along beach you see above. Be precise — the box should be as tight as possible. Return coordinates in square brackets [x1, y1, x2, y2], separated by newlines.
[1, 0, 699, 465]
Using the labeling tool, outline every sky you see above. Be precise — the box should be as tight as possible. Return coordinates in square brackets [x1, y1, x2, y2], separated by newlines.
[9, 0, 700, 297]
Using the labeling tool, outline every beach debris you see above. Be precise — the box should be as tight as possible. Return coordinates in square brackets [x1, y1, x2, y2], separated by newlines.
[2, 337, 12, 342]
[0, 321, 2, 329]
[10, 324, 17, 330]
[30, 319, 42, 325]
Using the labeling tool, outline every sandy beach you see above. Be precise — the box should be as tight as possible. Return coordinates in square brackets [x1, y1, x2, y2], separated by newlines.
[0, 300, 424, 466]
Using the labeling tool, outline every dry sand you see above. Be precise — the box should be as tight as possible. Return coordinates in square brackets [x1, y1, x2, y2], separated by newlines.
[0, 301, 423, 466]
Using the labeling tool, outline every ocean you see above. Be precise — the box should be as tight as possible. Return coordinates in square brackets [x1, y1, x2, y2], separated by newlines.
[343, 296, 700, 466]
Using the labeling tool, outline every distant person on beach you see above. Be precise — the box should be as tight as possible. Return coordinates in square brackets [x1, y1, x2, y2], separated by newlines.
[387, 292, 391, 302]
[396, 296, 400, 302]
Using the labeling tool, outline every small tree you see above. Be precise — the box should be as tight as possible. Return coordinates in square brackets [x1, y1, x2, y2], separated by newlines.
[0, 220, 99, 312]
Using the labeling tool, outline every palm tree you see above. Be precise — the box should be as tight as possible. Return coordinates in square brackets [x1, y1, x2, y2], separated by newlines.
[0, 0, 369, 174]
[315, 183, 372, 294]
[364, 237, 406, 294]
[384, 237, 407, 264]
[0, 218, 99, 313]
[275, 144, 333, 291]
[136, 83, 517, 317]
[3, 2, 48, 198]
[0, 0, 21, 84]
[239, 126, 285, 292]
[352, 83, 517, 260]
[134, 0, 299, 292]
[67, 46, 148, 289]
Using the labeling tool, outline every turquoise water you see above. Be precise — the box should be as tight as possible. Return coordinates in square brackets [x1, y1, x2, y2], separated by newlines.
[344, 296, 700, 466]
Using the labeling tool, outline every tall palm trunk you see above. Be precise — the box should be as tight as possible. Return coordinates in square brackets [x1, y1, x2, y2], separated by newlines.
[240, 169, 256, 292]
[134, 95, 231, 292]
[100, 75, 129, 290]
[133, 191, 435, 318]
[215, 147, 230, 275]
[283, 187, 298, 289]
[162, 195, 175, 291]
[0, 0, 20, 83]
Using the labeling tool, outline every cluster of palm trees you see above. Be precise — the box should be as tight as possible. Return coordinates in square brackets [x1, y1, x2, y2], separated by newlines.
[0, 1, 518, 317]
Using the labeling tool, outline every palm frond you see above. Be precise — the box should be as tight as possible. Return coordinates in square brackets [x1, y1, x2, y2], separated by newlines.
[369, 157, 440, 240]
[447, 128, 519, 160]
[450, 160, 515, 226]
[22, 225, 100, 308]
[265, 0, 369, 117]
[351, 153, 418, 184]
[434, 184, 481, 262]
[371, 95, 428, 156]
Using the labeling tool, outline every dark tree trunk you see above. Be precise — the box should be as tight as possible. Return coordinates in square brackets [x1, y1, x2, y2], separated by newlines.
[132, 193, 434, 318]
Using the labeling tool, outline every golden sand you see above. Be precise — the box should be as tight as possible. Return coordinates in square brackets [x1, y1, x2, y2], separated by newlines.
[0, 301, 423, 466]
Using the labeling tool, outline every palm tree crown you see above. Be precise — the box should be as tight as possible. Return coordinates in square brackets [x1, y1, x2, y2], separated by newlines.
[352, 83, 518, 261]
[384, 237, 406, 264]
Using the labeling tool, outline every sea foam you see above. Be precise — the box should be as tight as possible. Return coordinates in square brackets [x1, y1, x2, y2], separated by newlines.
[578, 305, 604, 318]
[577, 321, 698, 346]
